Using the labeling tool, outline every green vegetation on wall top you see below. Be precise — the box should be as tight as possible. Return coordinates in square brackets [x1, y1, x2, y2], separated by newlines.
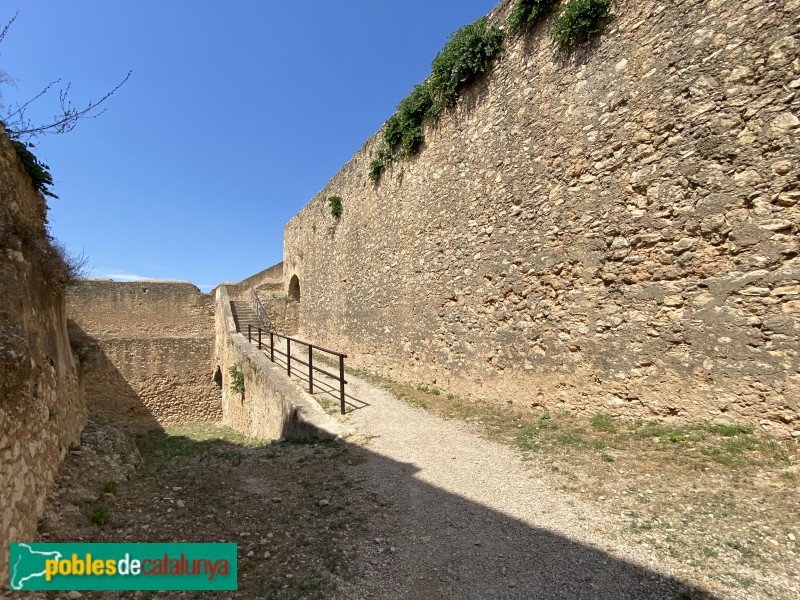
[508, 0, 558, 34]
[551, 0, 613, 51]
[370, 17, 504, 182]
[370, 1, 615, 183]
[4, 132, 57, 198]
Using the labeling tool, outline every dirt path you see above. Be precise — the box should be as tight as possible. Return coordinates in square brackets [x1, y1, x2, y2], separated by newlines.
[12, 372, 795, 599]
[328, 374, 714, 599]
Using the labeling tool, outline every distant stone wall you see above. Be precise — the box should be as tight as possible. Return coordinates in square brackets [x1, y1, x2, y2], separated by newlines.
[68, 280, 221, 433]
[225, 262, 284, 300]
[214, 286, 339, 440]
[0, 128, 85, 585]
[226, 262, 299, 335]
[283, 0, 800, 436]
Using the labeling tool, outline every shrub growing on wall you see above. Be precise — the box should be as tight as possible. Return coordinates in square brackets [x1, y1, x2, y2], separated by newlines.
[385, 82, 435, 158]
[6, 135, 57, 198]
[429, 17, 505, 111]
[508, 0, 558, 34]
[328, 195, 343, 218]
[370, 17, 504, 182]
[228, 365, 244, 396]
[551, 0, 613, 51]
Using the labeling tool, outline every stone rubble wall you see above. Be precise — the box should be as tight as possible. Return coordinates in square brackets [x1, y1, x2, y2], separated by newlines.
[224, 261, 284, 301]
[258, 294, 299, 336]
[283, 0, 800, 436]
[227, 262, 299, 335]
[0, 129, 85, 585]
[214, 286, 340, 440]
[67, 280, 221, 433]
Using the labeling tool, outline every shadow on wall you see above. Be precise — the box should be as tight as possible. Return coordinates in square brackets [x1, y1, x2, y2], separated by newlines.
[67, 321, 163, 435]
[50, 431, 720, 599]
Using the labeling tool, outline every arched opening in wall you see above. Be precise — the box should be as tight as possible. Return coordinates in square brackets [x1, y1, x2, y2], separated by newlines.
[289, 275, 301, 303]
[212, 365, 222, 389]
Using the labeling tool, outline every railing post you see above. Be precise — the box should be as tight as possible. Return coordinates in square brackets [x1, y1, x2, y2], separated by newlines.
[270, 332, 274, 362]
[308, 345, 313, 394]
[287, 338, 291, 377]
[258, 328, 262, 350]
[339, 355, 345, 415]
[248, 324, 251, 343]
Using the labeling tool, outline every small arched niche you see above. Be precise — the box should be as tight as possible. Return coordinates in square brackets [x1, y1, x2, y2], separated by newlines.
[288, 275, 301, 302]
[212, 365, 222, 389]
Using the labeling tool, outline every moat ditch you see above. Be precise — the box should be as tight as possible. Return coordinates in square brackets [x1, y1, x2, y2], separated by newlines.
[6, 371, 799, 600]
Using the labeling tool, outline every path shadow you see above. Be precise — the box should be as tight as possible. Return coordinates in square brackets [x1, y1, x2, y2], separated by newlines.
[33, 425, 722, 599]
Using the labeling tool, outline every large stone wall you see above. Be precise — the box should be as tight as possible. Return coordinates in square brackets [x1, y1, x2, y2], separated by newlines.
[283, 0, 800, 436]
[0, 129, 85, 584]
[67, 280, 221, 432]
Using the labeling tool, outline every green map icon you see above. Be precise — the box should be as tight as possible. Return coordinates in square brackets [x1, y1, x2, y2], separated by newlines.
[9, 543, 63, 590]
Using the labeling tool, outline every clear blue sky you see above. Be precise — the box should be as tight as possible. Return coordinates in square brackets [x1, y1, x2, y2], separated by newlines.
[1, 1, 499, 291]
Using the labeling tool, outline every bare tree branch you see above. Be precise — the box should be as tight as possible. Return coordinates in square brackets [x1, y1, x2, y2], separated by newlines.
[4, 71, 132, 140]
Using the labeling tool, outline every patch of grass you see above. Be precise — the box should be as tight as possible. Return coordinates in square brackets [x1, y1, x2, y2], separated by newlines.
[590, 413, 617, 433]
[90, 503, 110, 526]
[601, 453, 615, 463]
[555, 429, 585, 446]
[709, 423, 754, 437]
[136, 423, 270, 463]
[669, 432, 686, 444]
[102, 479, 118, 495]
[725, 539, 758, 559]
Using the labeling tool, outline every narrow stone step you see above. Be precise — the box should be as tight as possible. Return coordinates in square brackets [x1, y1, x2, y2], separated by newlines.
[230, 301, 266, 333]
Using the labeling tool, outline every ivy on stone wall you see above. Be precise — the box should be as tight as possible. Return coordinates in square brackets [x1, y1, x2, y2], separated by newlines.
[551, 0, 613, 51]
[369, 2, 616, 183]
[370, 17, 504, 182]
[508, 0, 558, 34]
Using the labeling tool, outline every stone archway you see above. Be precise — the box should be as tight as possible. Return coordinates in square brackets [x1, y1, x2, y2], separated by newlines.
[288, 275, 300, 302]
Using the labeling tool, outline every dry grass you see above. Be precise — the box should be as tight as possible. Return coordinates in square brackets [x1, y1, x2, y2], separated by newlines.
[345, 366, 800, 598]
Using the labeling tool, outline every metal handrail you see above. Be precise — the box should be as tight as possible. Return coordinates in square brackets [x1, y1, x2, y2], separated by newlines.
[250, 287, 270, 331]
[247, 325, 348, 414]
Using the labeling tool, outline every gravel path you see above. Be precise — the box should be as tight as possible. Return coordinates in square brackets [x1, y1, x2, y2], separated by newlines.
[329, 373, 716, 600]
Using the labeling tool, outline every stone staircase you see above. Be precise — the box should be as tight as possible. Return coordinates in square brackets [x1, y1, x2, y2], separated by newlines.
[230, 301, 264, 333]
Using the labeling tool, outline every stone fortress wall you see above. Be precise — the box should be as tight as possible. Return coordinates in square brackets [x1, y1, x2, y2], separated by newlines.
[224, 261, 299, 335]
[283, 0, 800, 436]
[0, 128, 86, 584]
[67, 280, 222, 433]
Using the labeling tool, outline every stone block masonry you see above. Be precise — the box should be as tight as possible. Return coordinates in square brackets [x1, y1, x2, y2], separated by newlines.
[67, 280, 222, 433]
[0, 127, 85, 585]
[283, 0, 800, 436]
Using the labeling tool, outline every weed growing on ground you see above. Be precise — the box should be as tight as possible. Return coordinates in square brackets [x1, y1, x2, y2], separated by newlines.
[90, 503, 109, 526]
